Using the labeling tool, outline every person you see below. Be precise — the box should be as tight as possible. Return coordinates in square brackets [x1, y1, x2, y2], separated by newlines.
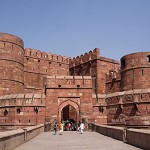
[59, 122, 64, 135]
[77, 121, 81, 131]
[67, 122, 71, 131]
[53, 122, 58, 135]
[80, 122, 85, 134]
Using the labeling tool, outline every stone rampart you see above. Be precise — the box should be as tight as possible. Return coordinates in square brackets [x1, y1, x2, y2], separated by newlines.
[69, 48, 100, 67]
[0, 93, 45, 130]
[24, 48, 70, 93]
[46, 76, 92, 89]
[105, 70, 121, 93]
[120, 52, 150, 91]
[25, 48, 69, 63]
[105, 88, 150, 126]
[0, 33, 24, 95]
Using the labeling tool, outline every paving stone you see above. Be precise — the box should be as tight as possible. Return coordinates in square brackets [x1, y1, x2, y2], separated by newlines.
[15, 131, 141, 150]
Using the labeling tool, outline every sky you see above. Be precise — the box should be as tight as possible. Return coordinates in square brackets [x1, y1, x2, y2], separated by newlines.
[0, 0, 150, 60]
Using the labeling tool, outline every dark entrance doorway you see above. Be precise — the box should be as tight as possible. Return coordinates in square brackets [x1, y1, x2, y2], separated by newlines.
[61, 105, 77, 130]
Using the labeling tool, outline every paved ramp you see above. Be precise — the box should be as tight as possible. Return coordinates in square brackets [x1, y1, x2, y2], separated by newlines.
[15, 131, 141, 150]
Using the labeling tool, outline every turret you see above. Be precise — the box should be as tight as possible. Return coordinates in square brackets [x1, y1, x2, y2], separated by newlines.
[0, 33, 24, 95]
[120, 52, 150, 91]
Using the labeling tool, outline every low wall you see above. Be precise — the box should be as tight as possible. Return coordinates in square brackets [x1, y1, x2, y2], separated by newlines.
[0, 124, 44, 150]
[24, 124, 44, 141]
[127, 128, 150, 150]
[89, 124, 123, 141]
[89, 123, 150, 150]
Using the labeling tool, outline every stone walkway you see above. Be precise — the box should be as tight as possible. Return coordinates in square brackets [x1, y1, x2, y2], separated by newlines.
[15, 131, 141, 150]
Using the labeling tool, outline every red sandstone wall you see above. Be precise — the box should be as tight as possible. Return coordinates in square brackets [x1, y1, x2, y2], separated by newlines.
[69, 48, 100, 95]
[105, 70, 121, 93]
[69, 48, 120, 94]
[92, 94, 107, 124]
[120, 52, 150, 91]
[24, 48, 70, 93]
[106, 89, 150, 126]
[0, 94, 45, 130]
[1, 32, 150, 129]
[0, 33, 24, 95]
[45, 76, 93, 123]
[97, 57, 120, 94]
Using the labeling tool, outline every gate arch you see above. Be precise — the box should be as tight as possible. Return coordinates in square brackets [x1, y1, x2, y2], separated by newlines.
[58, 99, 80, 128]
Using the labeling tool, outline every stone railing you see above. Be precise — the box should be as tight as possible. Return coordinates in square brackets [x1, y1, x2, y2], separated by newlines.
[88, 124, 123, 141]
[88, 123, 150, 150]
[0, 124, 44, 150]
[126, 128, 150, 150]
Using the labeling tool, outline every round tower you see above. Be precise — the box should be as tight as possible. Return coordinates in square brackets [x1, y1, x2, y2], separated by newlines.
[0, 33, 24, 95]
[120, 52, 150, 91]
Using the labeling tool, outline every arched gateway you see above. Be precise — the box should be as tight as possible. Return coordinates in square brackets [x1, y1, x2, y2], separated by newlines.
[58, 99, 80, 128]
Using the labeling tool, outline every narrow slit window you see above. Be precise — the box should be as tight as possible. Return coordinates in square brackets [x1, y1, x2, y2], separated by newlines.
[142, 69, 144, 75]
[121, 58, 126, 69]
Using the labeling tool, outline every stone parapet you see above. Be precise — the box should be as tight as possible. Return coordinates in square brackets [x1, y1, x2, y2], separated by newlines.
[0, 32, 24, 47]
[105, 88, 150, 126]
[127, 128, 150, 149]
[0, 124, 44, 150]
[69, 48, 100, 67]
[89, 123, 150, 150]
[25, 48, 69, 64]
[46, 76, 92, 89]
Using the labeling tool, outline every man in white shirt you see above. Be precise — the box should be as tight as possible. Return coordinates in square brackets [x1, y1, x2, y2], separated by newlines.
[80, 122, 85, 134]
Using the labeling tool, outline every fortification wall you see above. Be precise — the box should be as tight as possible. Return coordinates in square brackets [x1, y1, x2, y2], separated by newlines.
[105, 70, 121, 93]
[69, 48, 120, 93]
[0, 33, 24, 95]
[106, 89, 150, 126]
[69, 48, 99, 94]
[45, 76, 93, 123]
[0, 93, 45, 130]
[120, 52, 150, 91]
[69, 48, 100, 67]
[69, 48, 120, 94]
[24, 48, 70, 93]
[97, 57, 120, 94]
[46, 76, 92, 88]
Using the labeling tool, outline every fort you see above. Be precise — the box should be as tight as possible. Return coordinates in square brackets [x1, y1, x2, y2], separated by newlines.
[0, 32, 150, 130]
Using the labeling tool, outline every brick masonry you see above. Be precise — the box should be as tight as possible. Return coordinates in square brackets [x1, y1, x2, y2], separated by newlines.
[0, 32, 150, 130]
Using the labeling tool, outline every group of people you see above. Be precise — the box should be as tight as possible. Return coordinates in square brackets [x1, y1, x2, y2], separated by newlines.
[53, 121, 85, 135]
[63, 120, 76, 131]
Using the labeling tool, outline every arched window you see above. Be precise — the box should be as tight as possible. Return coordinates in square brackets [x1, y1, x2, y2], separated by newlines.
[17, 108, 21, 114]
[4, 109, 8, 116]
[147, 55, 150, 62]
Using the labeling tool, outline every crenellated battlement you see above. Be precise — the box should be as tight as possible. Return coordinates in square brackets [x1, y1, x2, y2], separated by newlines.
[69, 48, 100, 67]
[0, 32, 24, 48]
[1, 32, 150, 129]
[25, 48, 70, 64]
